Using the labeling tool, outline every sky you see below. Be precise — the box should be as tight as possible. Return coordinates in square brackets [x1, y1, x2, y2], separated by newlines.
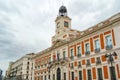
[0, 0, 120, 75]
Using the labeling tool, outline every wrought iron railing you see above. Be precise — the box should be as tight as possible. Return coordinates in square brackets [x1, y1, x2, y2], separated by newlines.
[95, 48, 100, 53]
[106, 45, 113, 50]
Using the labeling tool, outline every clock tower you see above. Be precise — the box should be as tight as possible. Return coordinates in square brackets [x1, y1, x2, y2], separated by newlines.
[52, 5, 80, 45]
[55, 5, 71, 34]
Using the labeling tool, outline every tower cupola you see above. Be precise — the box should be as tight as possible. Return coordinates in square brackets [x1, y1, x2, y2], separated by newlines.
[59, 5, 67, 16]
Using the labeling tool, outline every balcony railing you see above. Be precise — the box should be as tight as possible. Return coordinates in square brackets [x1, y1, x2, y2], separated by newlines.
[95, 48, 100, 53]
[48, 57, 68, 68]
[78, 65, 82, 68]
[70, 56, 74, 60]
[106, 45, 113, 50]
[77, 53, 81, 58]
[85, 51, 90, 56]
[96, 60, 101, 65]
[70, 65, 74, 69]
[53, 58, 68, 63]
[86, 63, 91, 67]
[63, 57, 67, 60]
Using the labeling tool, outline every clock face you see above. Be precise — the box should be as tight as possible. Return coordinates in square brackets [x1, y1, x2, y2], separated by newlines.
[64, 21, 69, 27]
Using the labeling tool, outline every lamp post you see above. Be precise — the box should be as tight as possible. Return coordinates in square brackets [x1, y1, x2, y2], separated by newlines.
[0, 69, 2, 80]
[105, 52, 117, 80]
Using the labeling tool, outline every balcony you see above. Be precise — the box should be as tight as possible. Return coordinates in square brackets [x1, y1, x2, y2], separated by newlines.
[85, 51, 90, 56]
[78, 65, 82, 68]
[70, 65, 74, 69]
[77, 53, 81, 58]
[61, 57, 68, 63]
[95, 48, 100, 53]
[86, 62, 91, 67]
[70, 56, 74, 60]
[106, 45, 113, 50]
[96, 60, 101, 65]
[48, 57, 68, 68]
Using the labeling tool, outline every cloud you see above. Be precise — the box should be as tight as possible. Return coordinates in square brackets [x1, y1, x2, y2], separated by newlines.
[68, 0, 120, 30]
[0, 0, 120, 75]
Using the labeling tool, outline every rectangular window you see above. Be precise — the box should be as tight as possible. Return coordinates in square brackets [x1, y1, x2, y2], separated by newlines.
[27, 66, 29, 69]
[86, 60, 90, 66]
[53, 74, 55, 80]
[64, 73, 66, 80]
[38, 76, 39, 80]
[105, 35, 112, 46]
[53, 55, 56, 61]
[79, 71, 82, 80]
[70, 49, 74, 56]
[64, 21, 69, 27]
[109, 66, 116, 80]
[85, 43, 90, 52]
[72, 72, 74, 80]
[71, 63, 74, 69]
[41, 76, 43, 80]
[96, 57, 101, 64]
[78, 61, 81, 68]
[87, 70, 92, 80]
[26, 76, 28, 79]
[105, 35, 113, 50]
[70, 49, 74, 59]
[95, 39, 100, 49]
[27, 71, 29, 74]
[77, 46, 81, 57]
[49, 57, 51, 63]
[38, 65, 40, 69]
[77, 46, 81, 54]
[85, 43, 90, 55]
[48, 75, 50, 79]
[97, 68, 103, 80]
[63, 51, 66, 59]
[27, 62, 29, 65]
[44, 75, 46, 80]
[95, 39, 100, 53]
[57, 53, 60, 60]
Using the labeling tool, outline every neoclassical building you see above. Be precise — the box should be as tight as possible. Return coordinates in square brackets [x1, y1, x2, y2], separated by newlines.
[33, 6, 120, 80]
[6, 53, 36, 80]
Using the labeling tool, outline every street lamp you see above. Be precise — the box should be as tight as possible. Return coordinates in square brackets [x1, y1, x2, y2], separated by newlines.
[0, 69, 3, 80]
[105, 51, 117, 80]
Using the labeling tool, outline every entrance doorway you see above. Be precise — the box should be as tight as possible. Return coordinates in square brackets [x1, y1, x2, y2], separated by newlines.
[97, 68, 103, 80]
[110, 66, 116, 80]
[57, 68, 61, 80]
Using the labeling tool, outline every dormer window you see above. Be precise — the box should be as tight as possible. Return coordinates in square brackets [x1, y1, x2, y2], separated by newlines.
[64, 21, 68, 27]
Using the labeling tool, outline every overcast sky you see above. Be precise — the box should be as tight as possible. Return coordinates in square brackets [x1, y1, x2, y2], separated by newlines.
[0, 0, 120, 75]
